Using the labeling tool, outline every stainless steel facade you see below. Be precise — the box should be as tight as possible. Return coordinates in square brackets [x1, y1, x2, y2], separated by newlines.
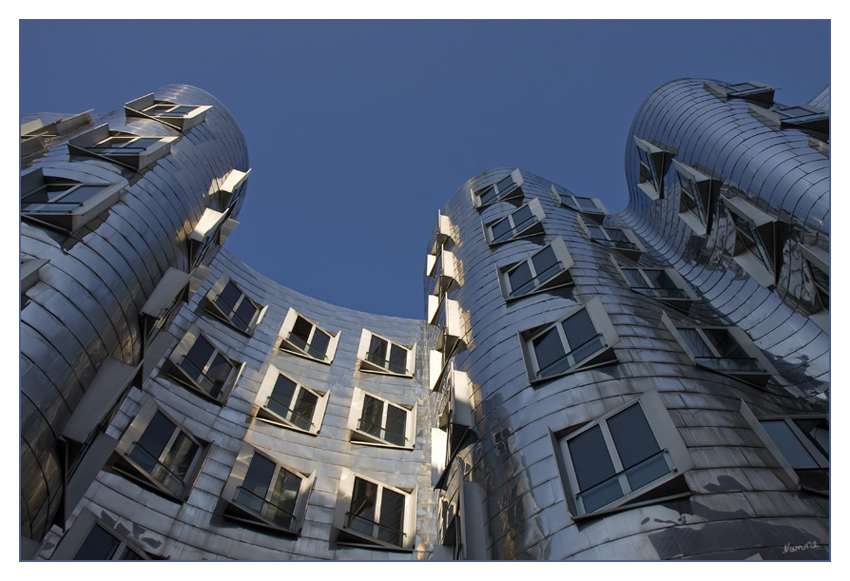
[21, 79, 828, 561]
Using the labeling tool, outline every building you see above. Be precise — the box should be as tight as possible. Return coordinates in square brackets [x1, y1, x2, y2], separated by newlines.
[20, 79, 828, 560]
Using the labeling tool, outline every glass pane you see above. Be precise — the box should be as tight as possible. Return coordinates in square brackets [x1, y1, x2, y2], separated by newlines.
[233, 297, 257, 329]
[291, 388, 318, 429]
[702, 328, 747, 359]
[204, 353, 232, 398]
[795, 418, 829, 458]
[349, 478, 378, 529]
[531, 246, 558, 276]
[309, 328, 331, 357]
[607, 404, 660, 469]
[508, 261, 533, 294]
[74, 524, 120, 560]
[368, 335, 388, 361]
[605, 227, 627, 243]
[216, 281, 242, 312]
[587, 225, 606, 240]
[361, 395, 384, 437]
[133, 411, 176, 472]
[568, 425, 616, 490]
[621, 268, 647, 288]
[268, 467, 300, 524]
[495, 175, 515, 195]
[679, 328, 714, 358]
[181, 336, 215, 381]
[291, 316, 313, 343]
[385, 404, 407, 446]
[478, 185, 497, 205]
[575, 197, 598, 212]
[389, 343, 408, 373]
[511, 206, 534, 229]
[532, 327, 566, 374]
[378, 487, 406, 545]
[160, 431, 198, 482]
[490, 217, 512, 241]
[643, 269, 678, 290]
[243, 454, 276, 501]
[561, 308, 597, 351]
[761, 420, 819, 469]
[58, 184, 103, 205]
[624, 452, 670, 491]
[270, 375, 297, 409]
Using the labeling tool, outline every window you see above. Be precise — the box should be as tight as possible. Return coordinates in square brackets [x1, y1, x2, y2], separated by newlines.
[556, 390, 693, 518]
[349, 389, 415, 448]
[519, 297, 619, 384]
[740, 402, 828, 495]
[722, 195, 780, 288]
[221, 443, 315, 535]
[428, 297, 466, 356]
[253, 366, 328, 434]
[188, 207, 239, 268]
[436, 479, 487, 560]
[140, 267, 193, 346]
[20, 168, 127, 233]
[203, 273, 266, 335]
[125, 93, 211, 131]
[662, 312, 775, 387]
[484, 198, 545, 245]
[68, 124, 177, 170]
[426, 249, 459, 295]
[777, 105, 829, 134]
[576, 215, 643, 260]
[801, 244, 829, 333]
[335, 470, 417, 551]
[213, 168, 251, 211]
[672, 160, 719, 236]
[50, 510, 152, 560]
[21, 111, 93, 156]
[356, 330, 416, 377]
[471, 169, 524, 209]
[432, 366, 473, 487]
[552, 185, 607, 220]
[110, 399, 207, 501]
[277, 308, 340, 364]
[633, 135, 675, 200]
[612, 258, 693, 308]
[165, 325, 244, 404]
[498, 237, 574, 300]
[427, 211, 454, 256]
[703, 80, 776, 104]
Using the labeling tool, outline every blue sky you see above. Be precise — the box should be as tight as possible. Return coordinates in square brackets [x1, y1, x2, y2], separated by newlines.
[19, 19, 830, 320]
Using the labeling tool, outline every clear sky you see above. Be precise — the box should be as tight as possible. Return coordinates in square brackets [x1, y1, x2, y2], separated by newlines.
[19, 19, 830, 320]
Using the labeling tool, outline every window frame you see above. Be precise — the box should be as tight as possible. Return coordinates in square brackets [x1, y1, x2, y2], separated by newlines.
[334, 469, 417, 552]
[110, 399, 208, 502]
[20, 168, 127, 234]
[68, 124, 177, 171]
[497, 236, 574, 301]
[426, 248, 460, 294]
[551, 185, 607, 221]
[50, 509, 153, 560]
[672, 160, 720, 236]
[428, 296, 465, 356]
[125, 93, 211, 132]
[140, 267, 194, 346]
[777, 104, 829, 134]
[575, 214, 644, 260]
[202, 272, 267, 336]
[213, 168, 251, 211]
[253, 365, 329, 435]
[188, 207, 239, 268]
[348, 388, 416, 449]
[518, 297, 619, 385]
[555, 389, 693, 520]
[721, 195, 780, 288]
[470, 169, 524, 209]
[432, 366, 473, 488]
[703, 80, 776, 105]
[483, 198, 546, 246]
[276, 307, 341, 364]
[633, 135, 675, 201]
[220, 442, 315, 536]
[610, 257, 695, 309]
[164, 324, 245, 404]
[356, 329, 417, 377]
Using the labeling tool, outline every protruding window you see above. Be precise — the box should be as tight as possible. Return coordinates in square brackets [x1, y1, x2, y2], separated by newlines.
[140, 267, 193, 345]
[777, 105, 829, 134]
[436, 477, 487, 560]
[335, 469, 417, 551]
[498, 237, 574, 300]
[110, 399, 207, 501]
[662, 312, 775, 387]
[349, 389, 415, 449]
[213, 168, 251, 211]
[740, 402, 828, 495]
[426, 249, 460, 295]
[356, 330, 416, 377]
[575, 215, 643, 260]
[471, 169, 524, 209]
[429, 297, 465, 356]
[519, 297, 619, 384]
[68, 124, 177, 170]
[484, 198, 545, 245]
[672, 160, 719, 236]
[21, 111, 92, 156]
[20, 168, 127, 233]
[277, 308, 340, 364]
[704, 80, 776, 105]
[165, 325, 244, 404]
[125, 93, 211, 131]
[611, 258, 694, 309]
[433, 366, 473, 488]
[633, 135, 675, 200]
[221, 443, 315, 535]
[556, 389, 693, 519]
[254, 367, 328, 435]
[188, 208, 239, 268]
[722, 195, 780, 288]
[203, 273, 266, 335]
[551, 185, 607, 222]
[801, 244, 829, 333]
[50, 510, 152, 560]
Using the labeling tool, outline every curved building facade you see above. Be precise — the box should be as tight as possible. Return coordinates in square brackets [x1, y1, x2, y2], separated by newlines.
[21, 79, 828, 560]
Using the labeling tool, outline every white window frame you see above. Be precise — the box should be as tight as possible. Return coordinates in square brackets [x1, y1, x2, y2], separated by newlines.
[428, 297, 465, 356]
[20, 168, 127, 234]
[551, 184, 607, 220]
[426, 248, 459, 295]
[277, 308, 340, 364]
[140, 267, 194, 345]
[348, 388, 415, 449]
[356, 329, 416, 377]
[497, 236, 574, 301]
[212, 168, 251, 211]
[483, 198, 546, 246]
[662, 312, 776, 387]
[518, 297, 619, 385]
[111, 399, 207, 502]
[427, 211, 454, 256]
[50, 509, 153, 560]
[555, 389, 693, 519]
[721, 195, 780, 288]
[202, 272, 267, 335]
[633, 135, 675, 201]
[125, 93, 211, 132]
[470, 169, 524, 209]
[188, 207, 239, 268]
[253, 366, 328, 435]
[672, 160, 720, 236]
[220, 442, 315, 535]
[68, 124, 177, 170]
[165, 325, 245, 404]
[610, 257, 695, 309]
[432, 366, 473, 487]
[575, 214, 644, 260]
[334, 469, 417, 551]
